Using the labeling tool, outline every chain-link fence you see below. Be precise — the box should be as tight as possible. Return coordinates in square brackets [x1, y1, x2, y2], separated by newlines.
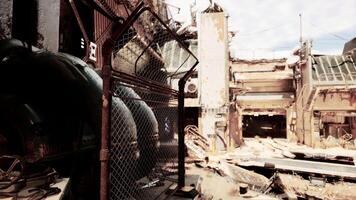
[101, 3, 198, 199]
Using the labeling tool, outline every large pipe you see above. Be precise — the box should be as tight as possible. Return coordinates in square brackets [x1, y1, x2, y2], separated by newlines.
[114, 85, 159, 180]
[62, 53, 160, 180]
[0, 39, 140, 198]
[0, 39, 139, 158]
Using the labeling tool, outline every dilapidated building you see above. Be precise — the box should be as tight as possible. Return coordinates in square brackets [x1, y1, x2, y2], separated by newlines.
[179, 4, 356, 152]
[230, 58, 295, 142]
[1, 1, 356, 199]
[295, 41, 356, 147]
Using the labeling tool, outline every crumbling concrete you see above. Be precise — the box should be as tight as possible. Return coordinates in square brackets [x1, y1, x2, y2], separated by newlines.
[198, 10, 229, 152]
[186, 162, 277, 200]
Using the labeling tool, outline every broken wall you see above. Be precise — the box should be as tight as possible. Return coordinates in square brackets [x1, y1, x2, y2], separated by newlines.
[230, 59, 294, 141]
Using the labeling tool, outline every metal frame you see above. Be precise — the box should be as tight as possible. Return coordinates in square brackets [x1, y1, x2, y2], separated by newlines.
[68, 0, 126, 64]
[311, 55, 356, 86]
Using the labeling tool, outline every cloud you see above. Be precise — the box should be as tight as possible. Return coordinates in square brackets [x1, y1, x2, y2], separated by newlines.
[166, 0, 356, 59]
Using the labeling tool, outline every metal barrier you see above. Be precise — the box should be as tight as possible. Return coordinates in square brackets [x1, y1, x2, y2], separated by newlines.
[100, 2, 198, 199]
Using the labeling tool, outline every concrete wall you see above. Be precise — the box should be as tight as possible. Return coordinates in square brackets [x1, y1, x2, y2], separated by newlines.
[314, 92, 356, 110]
[0, 0, 13, 38]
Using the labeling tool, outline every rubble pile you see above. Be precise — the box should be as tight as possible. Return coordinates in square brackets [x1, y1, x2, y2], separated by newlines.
[273, 173, 356, 199]
[186, 137, 356, 199]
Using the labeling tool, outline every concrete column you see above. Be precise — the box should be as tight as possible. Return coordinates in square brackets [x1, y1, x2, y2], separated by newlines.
[37, 0, 60, 51]
[286, 107, 298, 142]
[198, 11, 229, 151]
[352, 117, 356, 139]
[0, 0, 13, 39]
[303, 111, 313, 146]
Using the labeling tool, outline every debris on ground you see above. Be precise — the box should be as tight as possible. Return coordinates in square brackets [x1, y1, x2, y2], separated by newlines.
[185, 125, 210, 159]
[186, 138, 356, 199]
[219, 161, 270, 190]
[228, 138, 356, 165]
[186, 162, 278, 200]
[273, 173, 356, 200]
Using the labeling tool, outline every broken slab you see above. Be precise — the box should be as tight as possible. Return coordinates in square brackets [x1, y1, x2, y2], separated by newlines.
[233, 157, 356, 180]
[228, 138, 286, 159]
[274, 173, 310, 199]
[186, 162, 278, 200]
[219, 161, 270, 189]
[262, 138, 296, 159]
[274, 138, 356, 160]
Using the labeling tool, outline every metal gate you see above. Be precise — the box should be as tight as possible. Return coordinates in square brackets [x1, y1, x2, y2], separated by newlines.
[99, 2, 198, 199]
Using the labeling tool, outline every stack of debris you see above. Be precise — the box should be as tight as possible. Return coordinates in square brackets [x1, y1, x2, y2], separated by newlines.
[186, 137, 356, 199]
[273, 173, 356, 199]
[185, 125, 209, 160]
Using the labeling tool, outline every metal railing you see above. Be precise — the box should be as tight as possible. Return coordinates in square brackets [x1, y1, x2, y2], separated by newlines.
[99, 2, 198, 199]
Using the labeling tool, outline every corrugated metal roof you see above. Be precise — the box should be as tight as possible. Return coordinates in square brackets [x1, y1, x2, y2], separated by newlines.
[311, 55, 356, 83]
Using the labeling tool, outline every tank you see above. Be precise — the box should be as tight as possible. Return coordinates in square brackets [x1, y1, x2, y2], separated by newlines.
[56, 53, 140, 197]
[114, 85, 159, 179]
[0, 39, 153, 198]
[61, 53, 160, 180]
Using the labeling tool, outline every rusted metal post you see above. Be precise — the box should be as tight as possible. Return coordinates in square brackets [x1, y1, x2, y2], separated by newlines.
[68, 0, 90, 61]
[178, 79, 186, 188]
[178, 62, 198, 188]
[100, 41, 113, 200]
[97, 1, 199, 195]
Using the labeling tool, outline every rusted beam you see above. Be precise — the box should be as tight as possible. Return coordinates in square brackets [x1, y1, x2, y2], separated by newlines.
[111, 70, 178, 95]
[177, 79, 186, 188]
[134, 36, 165, 70]
[68, 0, 90, 61]
[99, 46, 112, 200]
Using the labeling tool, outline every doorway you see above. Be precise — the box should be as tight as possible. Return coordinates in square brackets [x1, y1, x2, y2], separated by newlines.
[242, 115, 286, 138]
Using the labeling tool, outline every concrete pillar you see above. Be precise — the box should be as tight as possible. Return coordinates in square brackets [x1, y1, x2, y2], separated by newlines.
[0, 0, 13, 39]
[286, 107, 297, 142]
[198, 11, 229, 151]
[352, 117, 356, 139]
[303, 111, 313, 146]
[37, 0, 60, 51]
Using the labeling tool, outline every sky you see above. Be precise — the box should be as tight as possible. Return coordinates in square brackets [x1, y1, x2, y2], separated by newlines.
[166, 0, 356, 59]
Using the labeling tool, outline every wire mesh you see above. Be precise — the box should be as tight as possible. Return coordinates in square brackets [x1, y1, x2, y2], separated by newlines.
[107, 7, 198, 200]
